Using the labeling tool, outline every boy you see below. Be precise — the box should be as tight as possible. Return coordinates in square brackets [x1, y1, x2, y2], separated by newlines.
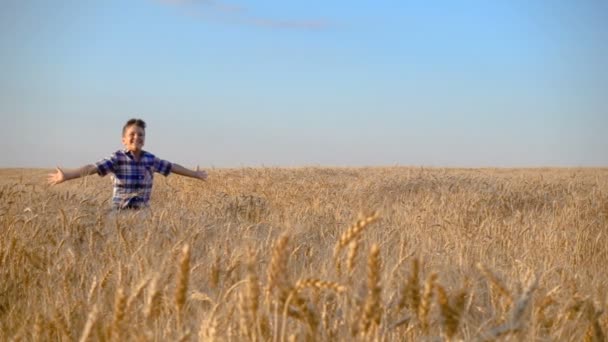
[47, 118, 208, 210]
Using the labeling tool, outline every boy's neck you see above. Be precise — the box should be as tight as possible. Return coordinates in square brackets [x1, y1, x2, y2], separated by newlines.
[128, 149, 143, 161]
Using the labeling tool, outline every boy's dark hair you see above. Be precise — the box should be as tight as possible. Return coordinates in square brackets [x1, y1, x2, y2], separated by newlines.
[122, 118, 146, 135]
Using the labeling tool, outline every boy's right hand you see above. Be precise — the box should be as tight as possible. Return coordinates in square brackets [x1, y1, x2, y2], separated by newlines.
[47, 167, 66, 185]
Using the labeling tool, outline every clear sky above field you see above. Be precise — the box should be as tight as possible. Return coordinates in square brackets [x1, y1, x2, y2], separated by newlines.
[1, 0, 607, 168]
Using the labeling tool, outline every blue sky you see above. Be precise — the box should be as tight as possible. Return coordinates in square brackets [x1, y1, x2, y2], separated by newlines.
[1, 0, 607, 168]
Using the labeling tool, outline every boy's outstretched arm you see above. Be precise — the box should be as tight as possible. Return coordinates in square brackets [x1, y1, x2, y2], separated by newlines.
[47, 165, 98, 185]
[171, 164, 208, 181]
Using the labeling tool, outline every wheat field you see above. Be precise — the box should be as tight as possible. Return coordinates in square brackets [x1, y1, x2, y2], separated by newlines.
[1, 167, 607, 341]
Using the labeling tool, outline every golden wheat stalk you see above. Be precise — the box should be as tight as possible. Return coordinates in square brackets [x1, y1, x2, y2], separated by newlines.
[198, 316, 218, 342]
[419, 272, 437, 333]
[335, 212, 379, 254]
[111, 287, 127, 342]
[126, 275, 151, 312]
[535, 294, 556, 331]
[33, 314, 43, 341]
[295, 278, 346, 293]
[267, 235, 290, 293]
[435, 285, 466, 340]
[584, 312, 606, 342]
[245, 251, 260, 316]
[477, 263, 513, 307]
[239, 250, 260, 340]
[484, 274, 538, 339]
[99, 268, 113, 289]
[346, 237, 361, 276]
[78, 304, 98, 342]
[144, 274, 162, 321]
[359, 244, 382, 336]
[175, 244, 191, 315]
[398, 258, 420, 313]
[86, 276, 98, 304]
[210, 254, 221, 289]
[509, 274, 538, 324]
[53, 309, 72, 341]
[280, 286, 319, 339]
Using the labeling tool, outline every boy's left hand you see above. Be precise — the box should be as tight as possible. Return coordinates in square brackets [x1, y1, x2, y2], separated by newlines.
[195, 166, 208, 180]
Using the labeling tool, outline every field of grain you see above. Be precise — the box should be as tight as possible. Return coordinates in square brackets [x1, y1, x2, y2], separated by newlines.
[1, 167, 607, 341]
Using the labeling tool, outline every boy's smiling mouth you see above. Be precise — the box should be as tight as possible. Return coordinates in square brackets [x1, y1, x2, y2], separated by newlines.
[130, 141, 143, 149]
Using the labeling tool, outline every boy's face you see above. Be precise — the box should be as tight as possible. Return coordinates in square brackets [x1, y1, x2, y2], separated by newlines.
[122, 125, 145, 153]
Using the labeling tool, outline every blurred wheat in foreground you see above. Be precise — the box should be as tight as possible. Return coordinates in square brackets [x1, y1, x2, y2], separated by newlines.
[1, 167, 607, 341]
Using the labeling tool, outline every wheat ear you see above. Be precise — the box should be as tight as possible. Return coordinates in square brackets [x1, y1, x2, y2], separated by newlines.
[419, 272, 437, 334]
[175, 244, 190, 315]
[111, 287, 126, 342]
[359, 244, 382, 336]
[334, 212, 379, 269]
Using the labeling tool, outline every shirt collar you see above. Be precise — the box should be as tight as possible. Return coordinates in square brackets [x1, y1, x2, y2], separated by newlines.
[122, 149, 146, 159]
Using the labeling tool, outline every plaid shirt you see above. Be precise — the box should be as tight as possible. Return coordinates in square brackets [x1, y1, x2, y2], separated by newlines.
[95, 149, 172, 209]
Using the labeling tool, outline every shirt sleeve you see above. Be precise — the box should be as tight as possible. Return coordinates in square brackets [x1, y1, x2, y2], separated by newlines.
[152, 156, 172, 176]
[95, 153, 117, 176]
